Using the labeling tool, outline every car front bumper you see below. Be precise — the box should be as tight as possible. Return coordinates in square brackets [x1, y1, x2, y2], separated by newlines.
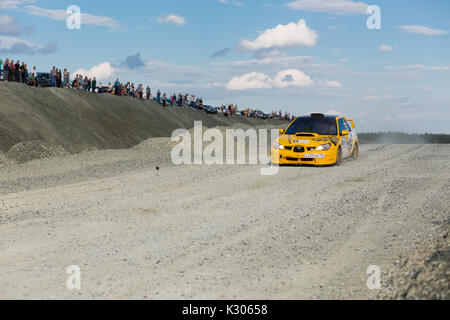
[271, 148, 337, 166]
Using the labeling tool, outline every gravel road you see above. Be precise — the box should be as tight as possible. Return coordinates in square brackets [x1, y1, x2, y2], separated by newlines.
[0, 144, 448, 299]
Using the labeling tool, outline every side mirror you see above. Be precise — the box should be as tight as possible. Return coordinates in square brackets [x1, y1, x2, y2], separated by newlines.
[341, 130, 350, 136]
[279, 129, 285, 135]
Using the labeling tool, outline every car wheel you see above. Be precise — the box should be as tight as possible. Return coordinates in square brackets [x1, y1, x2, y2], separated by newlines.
[352, 143, 359, 160]
[335, 147, 342, 166]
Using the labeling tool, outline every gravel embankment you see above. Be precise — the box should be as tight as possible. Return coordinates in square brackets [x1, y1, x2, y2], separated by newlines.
[0, 81, 285, 155]
[378, 223, 449, 300]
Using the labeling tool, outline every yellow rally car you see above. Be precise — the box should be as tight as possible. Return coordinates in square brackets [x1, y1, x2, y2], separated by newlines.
[271, 113, 359, 166]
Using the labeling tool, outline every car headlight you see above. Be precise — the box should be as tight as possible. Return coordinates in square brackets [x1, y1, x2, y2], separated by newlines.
[274, 142, 284, 150]
[316, 143, 332, 151]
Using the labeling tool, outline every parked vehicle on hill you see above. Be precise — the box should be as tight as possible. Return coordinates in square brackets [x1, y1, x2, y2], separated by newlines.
[204, 105, 218, 114]
[255, 110, 269, 119]
[36, 73, 52, 87]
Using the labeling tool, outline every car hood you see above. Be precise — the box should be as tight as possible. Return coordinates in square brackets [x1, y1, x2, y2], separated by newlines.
[278, 134, 339, 147]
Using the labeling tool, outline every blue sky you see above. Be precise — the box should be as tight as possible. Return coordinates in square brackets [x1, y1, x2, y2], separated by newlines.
[1, 0, 449, 133]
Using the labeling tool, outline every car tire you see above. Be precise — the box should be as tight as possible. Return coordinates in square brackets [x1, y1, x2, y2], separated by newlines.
[352, 143, 359, 160]
[335, 147, 342, 166]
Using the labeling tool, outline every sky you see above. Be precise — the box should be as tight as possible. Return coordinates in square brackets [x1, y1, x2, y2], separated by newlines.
[0, 0, 449, 133]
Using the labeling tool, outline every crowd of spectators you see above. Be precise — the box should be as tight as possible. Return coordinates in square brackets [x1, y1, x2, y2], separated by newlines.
[1, 56, 295, 121]
[220, 104, 294, 121]
[0, 57, 39, 86]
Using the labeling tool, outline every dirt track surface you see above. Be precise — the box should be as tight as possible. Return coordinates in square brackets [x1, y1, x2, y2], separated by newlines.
[0, 144, 449, 299]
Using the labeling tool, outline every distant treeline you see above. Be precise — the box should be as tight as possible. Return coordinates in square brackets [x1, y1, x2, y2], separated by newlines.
[359, 132, 450, 144]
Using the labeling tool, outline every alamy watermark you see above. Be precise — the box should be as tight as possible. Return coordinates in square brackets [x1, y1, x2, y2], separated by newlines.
[171, 122, 280, 176]
[367, 5, 381, 30]
[67, 5, 81, 30]
[366, 265, 381, 290]
[66, 265, 81, 290]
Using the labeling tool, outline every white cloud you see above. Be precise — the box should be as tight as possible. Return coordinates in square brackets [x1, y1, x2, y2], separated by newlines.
[0, 14, 21, 35]
[324, 80, 343, 87]
[75, 62, 115, 80]
[210, 55, 316, 67]
[357, 112, 368, 118]
[24, 5, 121, 30]
[254, 49, 288, 59]
[379, 44, 393, 52]
[0, 0, 34, 9]
[226, 72, 272, 90]
[226, 69, 315, 90]
[0, 35, 56, 54]
[362, 95, 394, 101]
[286, 0, 369, 15]
[273, 69, 315, 88]
[396, 25, 448, 36]
[218, 0, 244, 6]
[156, 14, 186, 26]
[238, 19, 318, 52]
[386, 65, 450, 71]
[325, 110, 342, 116]
[0, 14, 14, 24]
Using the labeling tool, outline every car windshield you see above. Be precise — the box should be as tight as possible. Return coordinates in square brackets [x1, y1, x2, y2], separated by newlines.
[285, 117, 338, 135]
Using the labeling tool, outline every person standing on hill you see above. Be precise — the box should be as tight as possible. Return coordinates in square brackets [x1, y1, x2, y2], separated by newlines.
[50, 66, 56, 87]
[18, 62, 24, 83]
[114, 78, 120, 95]
[146, 85, 151, 100]
[0, 57, 3, 80]
[11, 60, 15, 81]
[92, 77, 97, 93]
[22, 63, 28, 84]
[138, 84, 143, 99]
[14, 60, 20, 82]
[56, 69, 62, 87]
[157, 89, 161, 104]
[3, 59, 10, 82]
[9, 60, 15, 81]
[63, 69, 70, 87]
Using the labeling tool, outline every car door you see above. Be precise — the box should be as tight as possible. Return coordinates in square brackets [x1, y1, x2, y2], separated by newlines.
[338, 118, 352, 157]
[346, 120, 356, 155]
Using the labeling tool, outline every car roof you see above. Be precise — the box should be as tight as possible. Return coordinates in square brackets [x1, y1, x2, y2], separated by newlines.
[298, 114, 338, 119]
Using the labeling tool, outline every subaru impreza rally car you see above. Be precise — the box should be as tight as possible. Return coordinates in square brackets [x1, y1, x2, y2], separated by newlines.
[271, 113, 358, 166]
